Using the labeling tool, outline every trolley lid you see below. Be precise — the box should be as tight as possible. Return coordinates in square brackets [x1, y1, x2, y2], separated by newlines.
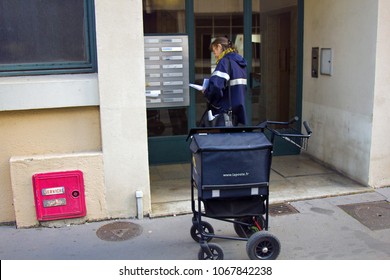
[190, 132, 272, 153]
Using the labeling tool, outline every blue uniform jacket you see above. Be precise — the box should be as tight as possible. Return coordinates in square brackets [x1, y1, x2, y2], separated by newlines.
[204, 52, 247, 125]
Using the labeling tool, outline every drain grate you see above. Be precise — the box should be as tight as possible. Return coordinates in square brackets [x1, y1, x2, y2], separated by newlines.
[269, 203, 299, 216]
[96, 221, 142, 241]
[338, 201, 390, 231]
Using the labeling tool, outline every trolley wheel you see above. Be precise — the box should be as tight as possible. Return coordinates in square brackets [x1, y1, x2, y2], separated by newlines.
[246, 232, 281, 260]
[234, 216, 265, 238]
[198, 243, 224, 260]
[190, 221, 214, 242]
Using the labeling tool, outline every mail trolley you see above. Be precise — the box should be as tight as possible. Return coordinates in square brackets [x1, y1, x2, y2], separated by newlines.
[188, 117, 312, 260]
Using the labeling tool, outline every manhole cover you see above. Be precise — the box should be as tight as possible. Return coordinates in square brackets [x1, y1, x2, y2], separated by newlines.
[269, 203, 299, 216]
[96, 221, 142, 241]
[338, 201, 390, 231]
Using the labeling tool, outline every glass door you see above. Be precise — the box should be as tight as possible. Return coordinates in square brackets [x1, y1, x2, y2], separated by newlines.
[251, 0, 299, 125]
[193, 0, 245, 124]
[252, 0, 300, 154]
[194, 0, 301, 156]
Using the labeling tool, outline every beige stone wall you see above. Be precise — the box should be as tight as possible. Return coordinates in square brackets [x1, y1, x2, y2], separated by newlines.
[369, 0, 390, 188]
[302, 0, 378, 185]
[10, 152, 106, 228]
[0, 107, 102, 223]
[0, 0, 151, 226]
[95, 0, 151, 218]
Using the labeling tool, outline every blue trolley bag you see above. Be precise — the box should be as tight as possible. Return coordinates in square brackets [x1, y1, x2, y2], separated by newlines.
[190, 132, 273, 217]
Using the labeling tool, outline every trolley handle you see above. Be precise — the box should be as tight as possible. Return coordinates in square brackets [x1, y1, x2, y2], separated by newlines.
[303, 121, 312, 136]
[271, 129, 310, 139]
[264, 116, 299, 126]
[266, 117, 312, 138]
[263, 117, 312, 150]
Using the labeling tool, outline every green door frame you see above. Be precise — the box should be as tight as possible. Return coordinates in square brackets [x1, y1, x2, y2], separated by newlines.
[148, 0, 304, 164]
[187, 0, 196, 129]
[297, 0, 304, 125]
[271, 0, 304, 155]
[244, 0, 253, 124]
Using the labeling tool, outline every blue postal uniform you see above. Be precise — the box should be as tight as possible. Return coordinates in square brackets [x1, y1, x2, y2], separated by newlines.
[204, 52, 247, 125]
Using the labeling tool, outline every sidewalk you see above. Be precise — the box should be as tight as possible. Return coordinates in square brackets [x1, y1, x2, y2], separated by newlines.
[150, 155, 371, 216]
[1, 187, 389, 260]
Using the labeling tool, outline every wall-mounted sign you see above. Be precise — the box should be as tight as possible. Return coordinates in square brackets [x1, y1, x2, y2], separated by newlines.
[144, 35, 189, 108]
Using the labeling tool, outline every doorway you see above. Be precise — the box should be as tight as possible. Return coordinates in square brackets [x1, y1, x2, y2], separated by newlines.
[144, 0, 303, 214]
[252, 1, 300, 154]
[144, 0, 301, 164]
[194, 0, 299, 128]
[255, 10, 297, 123]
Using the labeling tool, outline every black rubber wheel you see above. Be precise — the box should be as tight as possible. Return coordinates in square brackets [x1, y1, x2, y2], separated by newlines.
[190, 221, 214, 242]
[198, 243, 224, 260]
[234, 216, 265, 238]
[246, 232, 281, 260]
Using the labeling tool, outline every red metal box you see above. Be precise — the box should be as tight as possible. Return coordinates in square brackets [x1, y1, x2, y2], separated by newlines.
[32, 170, 86, 221]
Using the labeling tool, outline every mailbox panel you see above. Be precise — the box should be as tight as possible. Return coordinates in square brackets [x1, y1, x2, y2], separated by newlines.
[32, 170, 86, 221]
